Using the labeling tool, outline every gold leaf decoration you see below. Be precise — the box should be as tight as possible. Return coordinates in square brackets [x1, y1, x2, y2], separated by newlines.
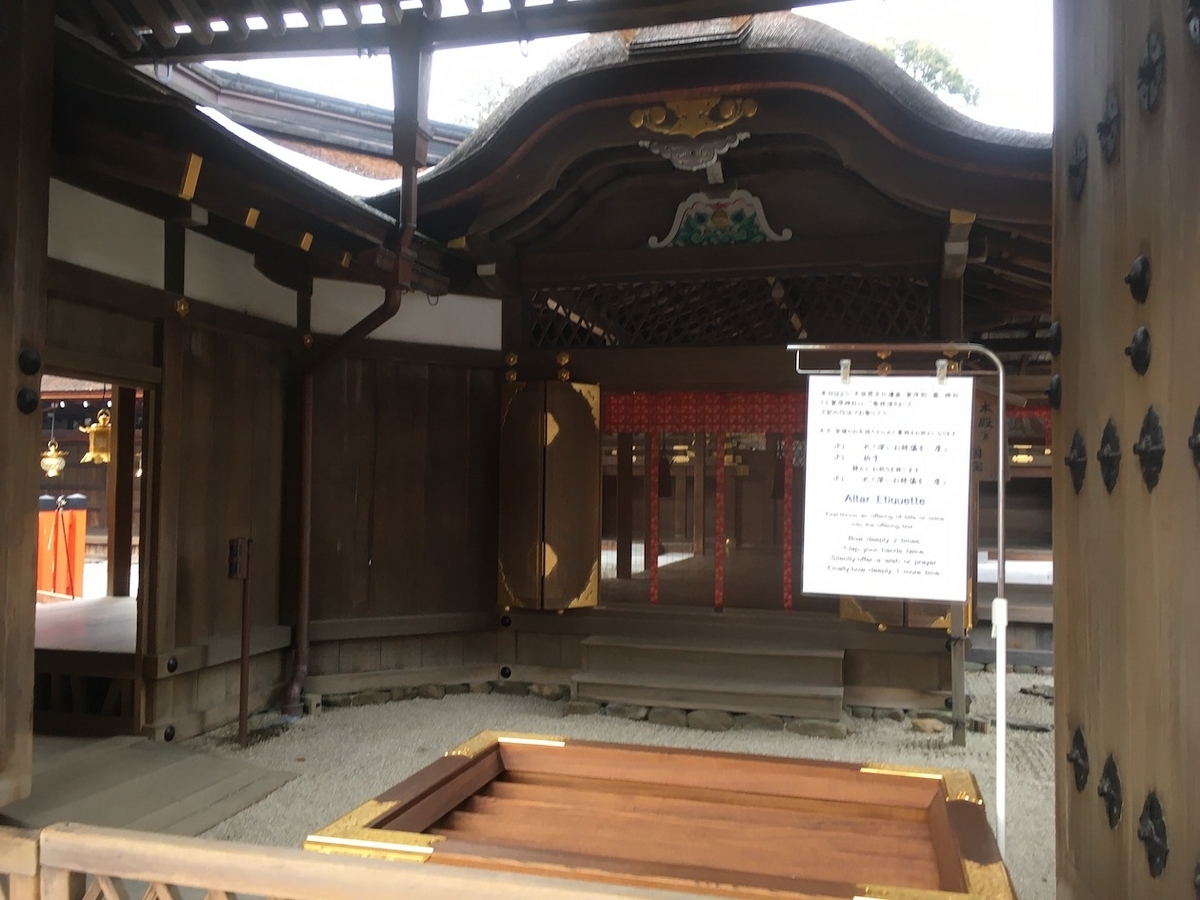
[630, 97, 758, 139]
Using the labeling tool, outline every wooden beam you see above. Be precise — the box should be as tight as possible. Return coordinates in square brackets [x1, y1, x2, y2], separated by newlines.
[248, 0, 287, 36]
[421, 0, 443, 20]
[0, 0, 55, 807]
[209, 0, 250, 41]
[379, 1, 404, 25]
[292, 0, 325, 31]
[87, 0, 145, 52]
[337, 1, 362, 29]
[520, 233, 943, 286]
[126, 0, 180, 48]
[111, 0, 807, 60]
[165, 0, 215, 45]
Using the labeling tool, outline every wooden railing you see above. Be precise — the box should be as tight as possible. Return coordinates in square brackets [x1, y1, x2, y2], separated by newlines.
[2, 823, 701, 900]
[0, 827, 38, 900]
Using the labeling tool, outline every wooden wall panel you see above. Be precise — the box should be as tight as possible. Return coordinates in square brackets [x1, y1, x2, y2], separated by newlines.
[421, 367, 472, 614]
[174, 326, 286, 646]
[1054, 3, 1200, 897]
[310, 358, 376, 620]
[311, 358, 500, 622]
[367, 361, 427, 616]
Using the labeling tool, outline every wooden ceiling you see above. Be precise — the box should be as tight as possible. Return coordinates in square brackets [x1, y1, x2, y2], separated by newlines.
[59, 0, 816, 61]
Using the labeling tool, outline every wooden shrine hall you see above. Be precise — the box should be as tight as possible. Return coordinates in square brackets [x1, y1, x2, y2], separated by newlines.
[0, 0, 1195, 898]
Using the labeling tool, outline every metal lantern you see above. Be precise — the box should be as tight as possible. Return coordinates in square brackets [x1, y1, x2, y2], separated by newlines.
[80, 408, 113, 464]
[40, 439, 67, 477]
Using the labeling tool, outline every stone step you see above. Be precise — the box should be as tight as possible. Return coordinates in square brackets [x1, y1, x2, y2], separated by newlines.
[581, 635, 844, 687]
[572, 672, 845, 720]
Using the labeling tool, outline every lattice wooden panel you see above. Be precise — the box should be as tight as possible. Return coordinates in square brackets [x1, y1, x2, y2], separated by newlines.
[528, 274, 933, 348]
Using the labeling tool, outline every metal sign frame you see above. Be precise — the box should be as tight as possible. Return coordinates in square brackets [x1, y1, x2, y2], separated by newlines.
[788, 341, 1010, 859]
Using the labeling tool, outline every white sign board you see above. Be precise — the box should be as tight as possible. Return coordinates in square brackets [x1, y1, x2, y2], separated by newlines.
[802, 375, 974, 602]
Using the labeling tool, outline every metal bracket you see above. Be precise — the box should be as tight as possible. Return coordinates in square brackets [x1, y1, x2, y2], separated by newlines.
[1065, 430, 1088, 494]
[1045, 374, 1062, 411]
[1138, 32, 1165, 113]
[1066, 726, 1090, 791]
[1098, 419, 1122, 494]
[1133, 406, 1166, 491]
[1125, 326, 1152, 375]
[1067, 133, 1088, 200]
[1137, 792, 1169, 878]
[1097, 89, 1120, 162]
[1187, 408, 1200, 477]
[1125, 255, 1151, 303]
[1048, 320, 1063, 357]
[1098, 755, 1123, 828]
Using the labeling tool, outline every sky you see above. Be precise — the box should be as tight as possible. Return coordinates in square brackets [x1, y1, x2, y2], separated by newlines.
[205, 0, 1054, 134]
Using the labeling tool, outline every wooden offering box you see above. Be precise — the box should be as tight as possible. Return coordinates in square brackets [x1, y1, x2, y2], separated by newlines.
[305, 732, 1014, 899]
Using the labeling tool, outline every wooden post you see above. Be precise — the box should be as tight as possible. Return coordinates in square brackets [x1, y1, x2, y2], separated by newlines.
[782, 435, 794, 611]
[1054, 3, 1200, 897]
[615, 433, 633, 579]
[0, 0, 54, 807]
[714, 433, 725, 611]
[673, 471, 687, 540]
[693, 433, 706, 556]
[648, 431, 659, 604]
[106, 387, 137, 597]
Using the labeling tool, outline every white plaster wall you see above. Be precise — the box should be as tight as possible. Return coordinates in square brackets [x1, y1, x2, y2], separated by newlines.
[47, 179, 164, 289]
[312, 279, 502, 350]
[184, 231, 296, 326]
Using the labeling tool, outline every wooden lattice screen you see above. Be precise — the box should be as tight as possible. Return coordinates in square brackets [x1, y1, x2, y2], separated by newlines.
[528, 273, 934, 349]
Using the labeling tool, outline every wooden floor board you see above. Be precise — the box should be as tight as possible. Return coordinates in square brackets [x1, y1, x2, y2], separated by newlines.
[1, 735, 294, 838]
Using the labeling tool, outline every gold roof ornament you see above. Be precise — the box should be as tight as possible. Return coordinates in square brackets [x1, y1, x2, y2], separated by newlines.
[80, 409, 113, 465]
[630, 96, 758, 139]
[40, 438, 67, 478]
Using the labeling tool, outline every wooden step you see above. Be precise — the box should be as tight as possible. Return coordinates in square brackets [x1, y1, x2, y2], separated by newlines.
[581, 636, 843, 687]
[572, 672, 845, 719]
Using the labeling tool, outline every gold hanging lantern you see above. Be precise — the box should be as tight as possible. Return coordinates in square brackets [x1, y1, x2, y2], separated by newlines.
[40, 439, 68, 477]
[80, 408, 113, 464]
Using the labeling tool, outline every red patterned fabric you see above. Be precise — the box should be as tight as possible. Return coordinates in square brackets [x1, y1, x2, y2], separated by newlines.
[648, 431, 660, 605]
[782, 438, 794, 611]
[714, 432, 725, 611]
[603, 392, 807, 433]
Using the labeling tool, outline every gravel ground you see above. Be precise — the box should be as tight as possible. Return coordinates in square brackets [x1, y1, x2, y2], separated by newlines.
[188, 671, 1055, 900]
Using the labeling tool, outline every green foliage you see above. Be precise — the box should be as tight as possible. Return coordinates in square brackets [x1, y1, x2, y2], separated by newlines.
[874, 38, 981, 107]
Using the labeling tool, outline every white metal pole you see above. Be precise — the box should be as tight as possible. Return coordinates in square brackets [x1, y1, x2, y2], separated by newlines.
[992, 356, 1008, 860]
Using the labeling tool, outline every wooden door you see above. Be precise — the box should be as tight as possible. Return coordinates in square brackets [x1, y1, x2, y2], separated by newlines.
[498, 383, 545, 609]
[497, 382, 600, 611]
[542, 382, 600, 610]
[1055, 3, 1199, 897]
[0, 0, 54, 805]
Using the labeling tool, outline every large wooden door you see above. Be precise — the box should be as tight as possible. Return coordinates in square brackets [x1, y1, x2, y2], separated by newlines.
[497, 382, 599, 611]
[1055, 3, 1199, 897]
[0, 0, 54, 805]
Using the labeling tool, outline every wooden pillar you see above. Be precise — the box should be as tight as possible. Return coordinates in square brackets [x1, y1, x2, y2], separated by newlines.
[106, 387, 137, 597]
[145, 225, 186, 666]
[648, 431, 660, 604]
[714, 433, 725, 610]
[693, 433, 706, 556]
[0, 0, 54, 807]
[1054, 3, 1199, 897]
[782, 435, 794, 611]
[939, 209, 974, 341]
[673, 471, 687, 540]
[615, 433, 633, 579]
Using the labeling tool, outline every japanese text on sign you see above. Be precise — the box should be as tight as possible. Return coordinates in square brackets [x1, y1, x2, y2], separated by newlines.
[801, 375, 974, 603]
